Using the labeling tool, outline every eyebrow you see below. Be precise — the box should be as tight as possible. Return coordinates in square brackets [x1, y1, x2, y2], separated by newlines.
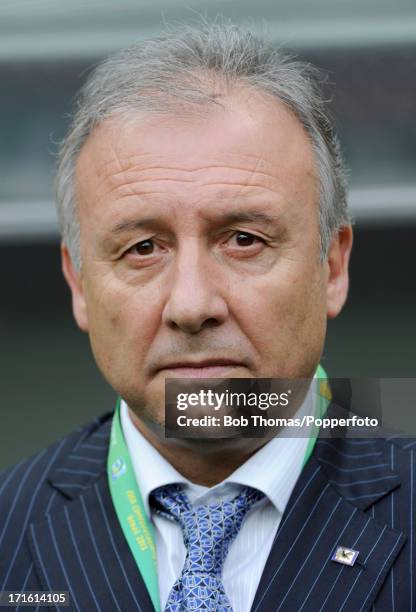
[211, 211, 280, 226]
[110, 210, 281, 236]
[111, 217, 163, 235]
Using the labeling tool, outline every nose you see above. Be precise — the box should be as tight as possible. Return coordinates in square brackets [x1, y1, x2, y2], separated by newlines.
[161, 241, 229, 334]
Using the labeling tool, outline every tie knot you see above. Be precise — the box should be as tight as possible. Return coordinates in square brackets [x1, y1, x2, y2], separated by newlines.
[150, 484, 265, 576]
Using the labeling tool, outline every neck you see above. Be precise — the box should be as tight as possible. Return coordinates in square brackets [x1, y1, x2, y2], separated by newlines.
[128, 409, 266, 486]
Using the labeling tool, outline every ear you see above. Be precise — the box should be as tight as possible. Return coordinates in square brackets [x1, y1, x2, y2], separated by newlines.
[61, 244, 89, 332]
[326, 225, 353, 319]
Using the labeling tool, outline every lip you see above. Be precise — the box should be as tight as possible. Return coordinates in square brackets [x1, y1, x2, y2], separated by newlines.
[157, 359, 244, 378]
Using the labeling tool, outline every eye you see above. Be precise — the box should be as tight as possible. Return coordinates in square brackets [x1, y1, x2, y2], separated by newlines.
[231, 231, 264, 247]
[129, 239, 155, 256]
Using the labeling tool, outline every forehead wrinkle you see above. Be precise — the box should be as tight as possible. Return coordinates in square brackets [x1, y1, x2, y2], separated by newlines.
[81, 124, 317, 215]
[100, 165, 288, 205]
[104, 180, 287, 207]
[99, 159, 195, 187]
[95, 145, 285, 185]
[104, 175, 193, 201]
[99, 148, 277, 174]
[102, 160, 280, 187]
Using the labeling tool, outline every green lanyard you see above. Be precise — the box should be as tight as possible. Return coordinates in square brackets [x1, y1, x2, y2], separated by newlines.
[107, 366, 331, 609]
[108, 398, 161, 612]
[302, 363, 331, 468]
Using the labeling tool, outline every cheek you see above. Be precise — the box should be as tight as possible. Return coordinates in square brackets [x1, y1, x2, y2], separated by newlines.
[248, 267, 320, 321]
[84, 279, 161, 375]
[238, 264, 327, 372]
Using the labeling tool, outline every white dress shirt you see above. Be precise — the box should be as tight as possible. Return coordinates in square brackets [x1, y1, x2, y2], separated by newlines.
[120, 384, 316, 612]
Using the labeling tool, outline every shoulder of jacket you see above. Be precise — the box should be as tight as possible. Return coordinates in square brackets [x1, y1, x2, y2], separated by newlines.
[0, 410, 113, 506]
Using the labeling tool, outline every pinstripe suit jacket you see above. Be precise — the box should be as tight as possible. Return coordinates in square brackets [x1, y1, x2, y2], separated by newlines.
[0, 407, 415, 612]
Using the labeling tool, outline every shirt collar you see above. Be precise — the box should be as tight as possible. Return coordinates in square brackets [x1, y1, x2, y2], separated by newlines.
[120, 379, 316, 517]
[120, 400, 189, 518]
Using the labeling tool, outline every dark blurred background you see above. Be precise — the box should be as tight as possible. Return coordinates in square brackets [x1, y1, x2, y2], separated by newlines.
[1, 0, 415, 470]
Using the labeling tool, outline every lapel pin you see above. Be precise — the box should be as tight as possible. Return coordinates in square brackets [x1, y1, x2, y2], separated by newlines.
[332, 546, 360, 566]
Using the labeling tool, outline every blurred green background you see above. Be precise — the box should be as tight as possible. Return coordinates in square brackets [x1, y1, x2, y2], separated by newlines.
[1, 0, 415, 470]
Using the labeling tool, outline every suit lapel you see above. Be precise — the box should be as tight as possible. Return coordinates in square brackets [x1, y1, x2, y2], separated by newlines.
[250, 433, 405, 612]
[27, 415, 155, 612]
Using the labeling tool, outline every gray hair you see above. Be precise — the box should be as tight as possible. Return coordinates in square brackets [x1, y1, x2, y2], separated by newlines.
[55, 22, 350, 272]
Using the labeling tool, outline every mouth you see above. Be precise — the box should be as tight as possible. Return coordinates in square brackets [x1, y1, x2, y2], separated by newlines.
[157, 359, 244, 378]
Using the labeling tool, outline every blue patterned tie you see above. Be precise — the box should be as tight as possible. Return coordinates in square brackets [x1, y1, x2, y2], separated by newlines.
[150, 483, 265, 611]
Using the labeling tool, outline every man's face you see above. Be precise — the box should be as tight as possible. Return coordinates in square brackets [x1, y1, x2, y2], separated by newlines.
[63, 91, 352, 437]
